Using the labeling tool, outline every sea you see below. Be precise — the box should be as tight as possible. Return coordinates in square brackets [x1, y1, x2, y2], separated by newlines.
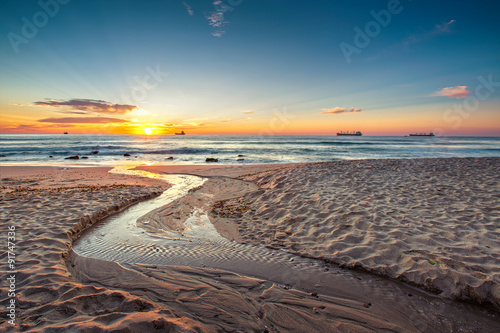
[0, 135, 499, 166]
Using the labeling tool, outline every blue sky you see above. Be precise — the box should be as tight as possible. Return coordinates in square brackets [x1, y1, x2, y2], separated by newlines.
[1, 0, 499, 135]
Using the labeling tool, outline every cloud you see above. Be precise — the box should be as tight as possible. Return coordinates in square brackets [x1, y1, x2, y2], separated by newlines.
[34, 98, 138, 114]
[0, 123, 76, 133]
[55, 110, 88, 115]
[319, 107, 362, 115]
[183, 2, 193, 15]
[206, 0, 230, 37]
[402, 19, 456, 48]
[436, 19, 455, 33]
[431, 86, 470, 99]
[242, 110, 256, 114]
[38, 117, 129, 124]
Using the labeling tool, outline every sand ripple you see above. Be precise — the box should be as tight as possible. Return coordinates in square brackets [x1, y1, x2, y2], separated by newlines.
[234, 157, 500, 310]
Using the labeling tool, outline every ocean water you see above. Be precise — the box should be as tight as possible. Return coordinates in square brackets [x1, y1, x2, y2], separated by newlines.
[0, 134, 499, 166]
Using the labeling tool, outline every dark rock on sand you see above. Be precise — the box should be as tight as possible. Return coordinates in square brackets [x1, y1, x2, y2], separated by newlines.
[238, 154, 245, 157]
[237, 158, 244, 161]
[205, 158, 218, 162]
[65, 156, 79, 160]
[81, 156, 89, 159]
[0, 155, 6, 157]
[124, 153, 131, 157]
[91, 151, 99, 154]
[167, 157, 174, 160]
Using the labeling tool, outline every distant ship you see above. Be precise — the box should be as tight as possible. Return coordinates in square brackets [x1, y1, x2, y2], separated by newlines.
[337, 131, 362, 136]
[175, 131, 185, 135]
[63, 132, 68, 134]
[409, 133, 434, 137]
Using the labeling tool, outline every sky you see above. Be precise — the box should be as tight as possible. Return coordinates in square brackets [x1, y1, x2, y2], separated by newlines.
[0, 0, 499, 136]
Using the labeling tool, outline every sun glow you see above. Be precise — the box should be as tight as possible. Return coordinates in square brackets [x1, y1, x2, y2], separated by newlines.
[142, 127, 155, 135]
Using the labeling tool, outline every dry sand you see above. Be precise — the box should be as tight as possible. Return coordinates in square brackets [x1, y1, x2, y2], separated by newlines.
[217, 158, 500, 310]
[1, 160, 499, 332]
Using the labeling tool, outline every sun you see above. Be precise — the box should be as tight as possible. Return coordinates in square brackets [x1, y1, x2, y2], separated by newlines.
[142, 127, 155, 135]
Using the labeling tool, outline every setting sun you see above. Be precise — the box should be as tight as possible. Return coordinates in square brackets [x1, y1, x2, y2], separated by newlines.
[142, 127, 155, 135]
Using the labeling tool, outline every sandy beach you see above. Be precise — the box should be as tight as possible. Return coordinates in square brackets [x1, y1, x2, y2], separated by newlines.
[1, 158, 499, 332]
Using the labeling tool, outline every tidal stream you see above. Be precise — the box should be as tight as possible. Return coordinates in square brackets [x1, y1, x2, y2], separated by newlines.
[71, 166, 500, 332]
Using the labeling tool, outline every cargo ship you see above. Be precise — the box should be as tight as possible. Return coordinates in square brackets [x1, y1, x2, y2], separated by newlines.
[409, 133, 434, 137]
[337, 131, 362, 136]
[175, 131, 185, 135]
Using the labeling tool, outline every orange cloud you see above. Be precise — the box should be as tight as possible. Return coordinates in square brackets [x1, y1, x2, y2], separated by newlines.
[34, 98, 138, 114]
[432, 86, 470, 99]
[319, 107, 362, 115]
[38, 117, 129, 124]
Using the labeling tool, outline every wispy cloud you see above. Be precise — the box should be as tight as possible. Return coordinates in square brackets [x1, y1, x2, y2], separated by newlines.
[34, 98, 138, 114]
[436, 19, 455, 33]
[402, 19, 456, 48]
[206, 0, 231, 37]
[242, 110, 256, 114]
[431, 85, 470, 99]
[55, 110, 88, 115]
[183, 2, 193, 15]
[369, 19, 458, 61]
[319, 107, 362, 115]
[38, 117, 129, 124]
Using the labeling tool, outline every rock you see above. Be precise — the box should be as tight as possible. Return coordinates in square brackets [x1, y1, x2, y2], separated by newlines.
[49, 156, 53, 158]
[124, 153, 131, 157]
[81, 156, 89, 159]
[167, 156, 174, 160]
[65, 156, 79, 160]
[0, 155, 5, 157]
[205, 158, 218, 162]
[238, 154, 245, 157]
[91, 151, 99, 154]
[237, 158, 244, 161]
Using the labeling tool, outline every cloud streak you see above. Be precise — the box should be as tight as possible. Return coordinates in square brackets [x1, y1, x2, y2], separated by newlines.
[436, 19, 455, 33]
[432, 85, 470, 99]
[34, 98, 138, 114]
[402, 19, 456, 48]
[319, 107, 362, 115]
[242, 110, 256, 114]
[38, 117, 129, 124]
[183, 2, 193, 15]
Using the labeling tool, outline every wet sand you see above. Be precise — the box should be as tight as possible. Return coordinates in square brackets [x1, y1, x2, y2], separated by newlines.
[1, 159, 499, 332]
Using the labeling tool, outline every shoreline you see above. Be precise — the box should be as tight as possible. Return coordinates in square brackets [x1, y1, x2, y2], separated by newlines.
[1, 158, 499, 331]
